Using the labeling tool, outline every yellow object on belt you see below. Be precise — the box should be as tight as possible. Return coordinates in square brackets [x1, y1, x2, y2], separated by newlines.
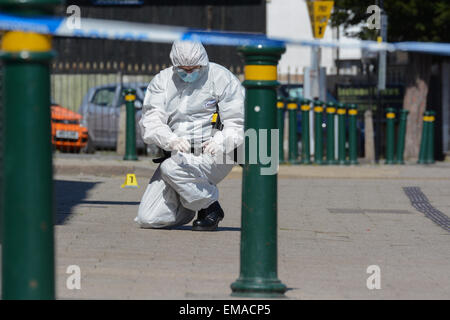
[211, 113, 218, 123]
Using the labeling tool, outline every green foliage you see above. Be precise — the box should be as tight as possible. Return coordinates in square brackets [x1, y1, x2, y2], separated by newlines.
[330, 0, 450, 42]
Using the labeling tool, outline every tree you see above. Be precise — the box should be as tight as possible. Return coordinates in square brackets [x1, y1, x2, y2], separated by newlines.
[330, 0, 450, 159]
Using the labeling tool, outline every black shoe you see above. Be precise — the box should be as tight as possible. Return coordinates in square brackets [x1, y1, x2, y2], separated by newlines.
[192, 201, 224, 231]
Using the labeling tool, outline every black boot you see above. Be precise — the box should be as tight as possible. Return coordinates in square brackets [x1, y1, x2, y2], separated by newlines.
[192, 201, 224, 231]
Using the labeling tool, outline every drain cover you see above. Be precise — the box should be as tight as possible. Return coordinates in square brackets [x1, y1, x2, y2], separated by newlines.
[403, 186, 450, 232]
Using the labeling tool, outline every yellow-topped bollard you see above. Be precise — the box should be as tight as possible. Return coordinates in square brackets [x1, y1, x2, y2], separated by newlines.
[287, 98, 300, 164]
[347, 104, 359, 165]
[276, 98, 286, 163]
[313, 100, 324, 164]
[418, 111, 436, 164]
[1, 0, 63, 300]
[123, 88, 138, 161]
[231, 44, 287, 298]
[385, 108, 396, 164]
[300, 98, 311, 164]
[325, 101, 337, 165]
[337, 103, 347, 165]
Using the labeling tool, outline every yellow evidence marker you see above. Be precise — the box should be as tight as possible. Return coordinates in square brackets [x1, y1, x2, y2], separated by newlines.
[121, 173, 139, 188]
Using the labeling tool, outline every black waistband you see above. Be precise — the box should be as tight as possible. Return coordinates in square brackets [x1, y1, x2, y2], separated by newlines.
[152, 144, 204, 163]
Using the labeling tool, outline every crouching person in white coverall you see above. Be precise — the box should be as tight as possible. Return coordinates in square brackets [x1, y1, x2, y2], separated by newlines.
[135, 40, 244, 231]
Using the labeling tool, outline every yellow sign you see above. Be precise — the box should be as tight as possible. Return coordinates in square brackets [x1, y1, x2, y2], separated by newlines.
[121, 173, 139, 188]
[306, 0, 334, 39]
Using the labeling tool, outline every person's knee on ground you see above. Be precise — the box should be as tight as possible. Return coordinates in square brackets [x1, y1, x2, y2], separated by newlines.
[160, 155, 226, 231]
[135, 166, 196, 229]
[159, 154, 219, 209]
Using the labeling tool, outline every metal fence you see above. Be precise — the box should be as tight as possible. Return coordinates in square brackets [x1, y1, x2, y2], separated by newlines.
[52, 2, 265, 72]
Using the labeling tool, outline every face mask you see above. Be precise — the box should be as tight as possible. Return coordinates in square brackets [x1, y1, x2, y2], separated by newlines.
[176, 68, 200, 83]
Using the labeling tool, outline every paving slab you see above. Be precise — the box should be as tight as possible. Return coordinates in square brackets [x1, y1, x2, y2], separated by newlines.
[46, 159, 450, 299]
[2, 154, 449, 299]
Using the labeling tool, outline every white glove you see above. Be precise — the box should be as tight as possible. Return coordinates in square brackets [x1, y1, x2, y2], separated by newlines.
[168, 137, 191, 153]
[202, 133, 224, 156]
[201, 140, 219, 155]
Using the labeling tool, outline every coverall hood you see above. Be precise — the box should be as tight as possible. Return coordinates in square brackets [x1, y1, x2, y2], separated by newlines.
[169, 40, 209, 67]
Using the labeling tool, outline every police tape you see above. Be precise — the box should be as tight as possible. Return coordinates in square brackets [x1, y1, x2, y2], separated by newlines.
[1, 12, 450, 55]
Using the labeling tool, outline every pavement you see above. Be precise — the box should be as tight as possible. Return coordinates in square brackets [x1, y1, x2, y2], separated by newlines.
[7, 154, 450, 299]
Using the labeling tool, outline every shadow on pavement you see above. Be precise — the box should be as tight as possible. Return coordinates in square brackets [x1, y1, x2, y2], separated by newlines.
[54, 179, 100, 225]
[79, 200, 141, 205]
[169, 225, 241, 232]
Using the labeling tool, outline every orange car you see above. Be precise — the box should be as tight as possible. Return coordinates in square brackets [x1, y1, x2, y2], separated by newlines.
[51, 104, 88, 152]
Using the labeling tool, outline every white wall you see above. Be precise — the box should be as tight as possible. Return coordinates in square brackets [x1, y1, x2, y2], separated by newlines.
[266, 0, 361, 77]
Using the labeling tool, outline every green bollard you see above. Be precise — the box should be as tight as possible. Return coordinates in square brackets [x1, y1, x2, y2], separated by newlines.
[231, 44, 287, 298]
[418, 111, 431, 164]
[326, 101, 337, 165]
[287, 98, 299, 164]
[395, 109, 409, 164]
[0, 0, 62, 300]
[276, 98, 285, 163]
[123, 89, 138, 161]
[425, 111, 436, 164]
[313, 100, 324, 165]
[300, 98, 311, 164]
[385, 108, 396, 164]
[337, 103, 347, 165]
[347, 104, 359, 165]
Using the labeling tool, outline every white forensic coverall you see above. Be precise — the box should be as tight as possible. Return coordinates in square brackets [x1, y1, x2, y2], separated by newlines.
[135, 41, 244, 228]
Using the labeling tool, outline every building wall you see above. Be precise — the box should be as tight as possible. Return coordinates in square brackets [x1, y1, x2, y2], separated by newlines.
[54, 1, 266, 73]
[50, 1, 266, 111]
[266, 0, 362, 80]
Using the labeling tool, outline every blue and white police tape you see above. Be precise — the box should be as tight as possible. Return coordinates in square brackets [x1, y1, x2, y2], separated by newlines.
[1, 12, 450, 55]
